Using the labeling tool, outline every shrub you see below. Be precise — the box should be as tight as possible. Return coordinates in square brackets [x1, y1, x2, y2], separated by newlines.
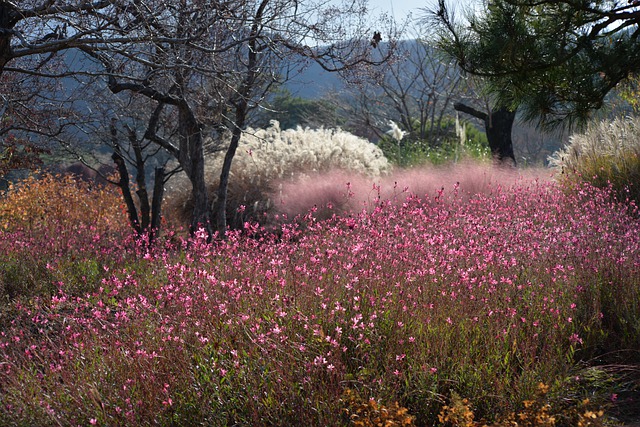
[549, 115, 640, 206]
[0, 172, 129, 301]
[165, 121, 390, 229]
[341, 388, 415, 426]
[377, 117, 490, 167]
[438, 384, 606, 427]
[0, 172, 126, 236]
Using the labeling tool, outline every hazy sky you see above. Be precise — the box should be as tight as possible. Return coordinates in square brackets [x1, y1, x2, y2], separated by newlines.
[367, 0, 479, 22]
[367, 0, 429, 21]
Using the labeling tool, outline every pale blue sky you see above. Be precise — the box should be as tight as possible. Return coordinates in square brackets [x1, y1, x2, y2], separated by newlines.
[367, 0, 479, 22]
[367, 0, 428, 21]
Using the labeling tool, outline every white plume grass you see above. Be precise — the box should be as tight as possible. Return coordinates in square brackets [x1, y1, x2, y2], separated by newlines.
[386, 120, 406, 142]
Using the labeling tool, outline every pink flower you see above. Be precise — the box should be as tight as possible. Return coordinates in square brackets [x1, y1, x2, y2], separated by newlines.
[569, 333, 583, 345]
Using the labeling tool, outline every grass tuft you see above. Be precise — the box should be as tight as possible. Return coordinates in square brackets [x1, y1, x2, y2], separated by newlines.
[549, 116, 640, 208]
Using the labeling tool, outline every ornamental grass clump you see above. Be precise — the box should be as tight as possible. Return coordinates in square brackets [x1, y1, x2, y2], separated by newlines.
[165, 121, 390, 229]
[272, 160, 550, 221]
[549, 115, 640, 207]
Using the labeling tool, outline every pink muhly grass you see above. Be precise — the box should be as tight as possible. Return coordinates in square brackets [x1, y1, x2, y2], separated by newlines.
[272, 160, 552, 221]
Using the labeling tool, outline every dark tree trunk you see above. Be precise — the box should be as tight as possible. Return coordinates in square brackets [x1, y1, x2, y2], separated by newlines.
[454, 102, 517, 166]
[112, 151, 166, 243]
[129, 127, 151, 231]
[0, 2, 19, 74]
[112, 148, 141, 235]
[150, 166, 165, 239]
[485, 107, 516, 165]
[214, 118, 243, 239]
[212, 0, 267, 240]
[111, 120, 166, 243]
[177, 101, 212, 238]
[104, 69, 212, 240]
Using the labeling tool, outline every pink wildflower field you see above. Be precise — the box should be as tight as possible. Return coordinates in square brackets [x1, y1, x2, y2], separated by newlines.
[0, 166, 639, 426]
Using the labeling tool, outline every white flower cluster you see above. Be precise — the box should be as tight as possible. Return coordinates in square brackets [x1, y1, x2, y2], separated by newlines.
[386, 120, 406, 142]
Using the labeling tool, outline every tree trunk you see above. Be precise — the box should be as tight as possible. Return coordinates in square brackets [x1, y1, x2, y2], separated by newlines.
[150, 166, 165, 242]
[112, 148, 141, 235]
[0, 1, 19, 74]
[212, 0, 266, 240]
[454, 102, 517, 166]
[485, 107, 516, 166]
[214, 92, 249, 238]
[111, 118, 167, 243]
[177, 101, 212, 238]
[214, 123, 242, 239]
[129, 127, 151, 231]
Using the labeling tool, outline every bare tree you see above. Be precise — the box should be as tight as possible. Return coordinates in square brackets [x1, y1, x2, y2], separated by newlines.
[339, 28, 462, 147]
[0, 1, 116, 75]
[1, 0, 394, 239]
[0, 1, 171, 182]
[379, 39, 461, 144]
[53, 80, 182, 243]
[76, 0, 394, 239]
[109, 117, 173, 241]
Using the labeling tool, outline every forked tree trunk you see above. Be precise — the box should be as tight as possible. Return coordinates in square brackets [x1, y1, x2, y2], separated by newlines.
[111, 121, 165, 243]
[454, 102, 516, 166]
[104, 72, 212, 240]
[112, 148, 141, 234]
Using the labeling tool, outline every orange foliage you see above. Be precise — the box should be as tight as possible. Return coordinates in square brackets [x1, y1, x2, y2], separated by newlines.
[342, 389, 416, 426]
[0, 172, 128, 236]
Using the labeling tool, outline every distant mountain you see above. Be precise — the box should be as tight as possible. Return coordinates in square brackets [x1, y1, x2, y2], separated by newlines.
[284, 61, 346, 99]
[283, 40, 409, 99]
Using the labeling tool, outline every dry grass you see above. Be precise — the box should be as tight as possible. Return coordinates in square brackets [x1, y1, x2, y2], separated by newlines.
[549, 116, 640, 207]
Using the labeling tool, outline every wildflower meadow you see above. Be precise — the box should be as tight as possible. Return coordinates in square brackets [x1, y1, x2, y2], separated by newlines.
[0, 165, 639, 426]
